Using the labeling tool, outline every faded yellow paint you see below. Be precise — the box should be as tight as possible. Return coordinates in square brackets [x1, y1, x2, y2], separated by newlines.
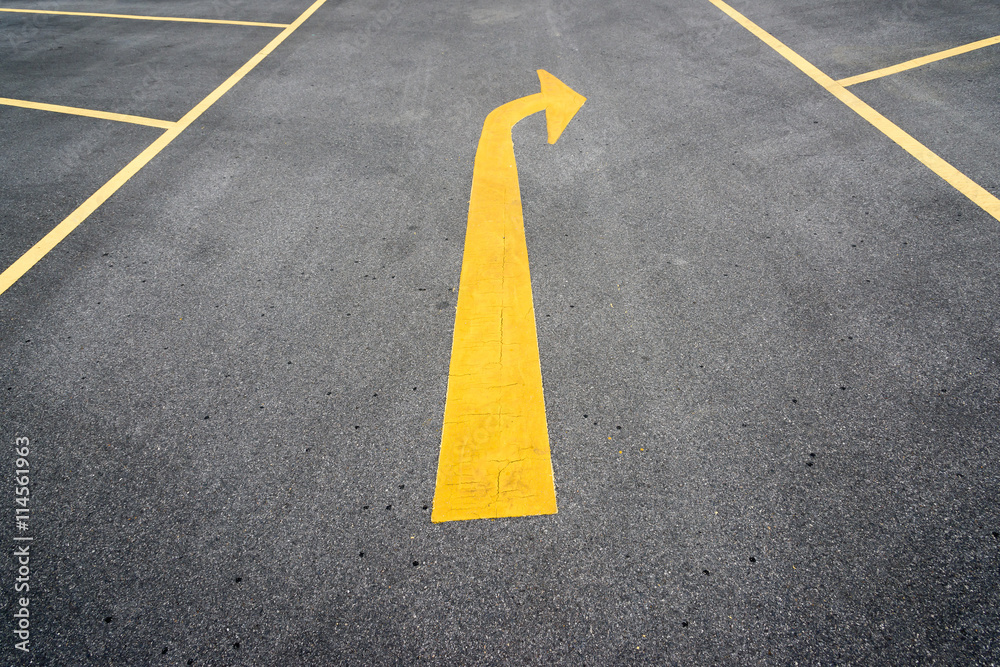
[0, 97, 175, 128]
[838, 35, 1000, 87]
[0, 7, 289, 28]
[432, 70, 585, 523]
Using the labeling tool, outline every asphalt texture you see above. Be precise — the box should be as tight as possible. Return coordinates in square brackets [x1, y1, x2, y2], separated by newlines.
[2, 0, 999, 664]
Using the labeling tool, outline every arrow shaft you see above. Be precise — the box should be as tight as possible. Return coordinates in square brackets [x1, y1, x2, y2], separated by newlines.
[432, 93, 556, 522]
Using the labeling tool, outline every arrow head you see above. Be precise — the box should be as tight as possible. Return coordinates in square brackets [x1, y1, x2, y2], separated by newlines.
[537, 70, 586, 144]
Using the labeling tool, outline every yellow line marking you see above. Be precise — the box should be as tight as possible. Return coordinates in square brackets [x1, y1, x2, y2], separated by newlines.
[838, 35, 1000, 86]
[0, 97, 174, 128]
[0, 7, 289, 28]
[0, 0, 327, 297]
[432, 70, 585, 523]
[707, 0, 1000, 222]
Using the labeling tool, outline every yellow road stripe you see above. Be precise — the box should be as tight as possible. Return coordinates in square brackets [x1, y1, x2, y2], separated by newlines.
[0, 7, 288, 28]
[432, 71, 585, 523]
[707, 0, 1000, 222]
[838, 35, 1000, 86]
[0, 0, 327, 297]
[0, 97, 174, 128]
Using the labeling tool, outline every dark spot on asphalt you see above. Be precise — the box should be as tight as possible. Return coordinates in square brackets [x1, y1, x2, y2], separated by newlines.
[386, 505, 392, 510]
[399, 484, 405, 489]
[413, 387, 417, 391]
[188, 661, 194, 665]
[204, 415, 210, 419]
[363, 505, 369, 510]
[749, 557, 756, 563]
[359, 552, 364, 558]
[234, 577, 241, 583]
[412, 561, 419, 567]
[682, 621, 689, 627]
[810, 453, 816, 457]
[616, 426, 621, 430]
[422, 505, 428, 510]
[840, 386, 846, 390]
[233, 642, 240, 650]
[993, 532, 998, 539]
[373, 393, 378, 397]
[792, 399, 797, 403]
[104, 616, 113, 623]
[806, 462, 813, 467]
[327, 392, 332, 395]
[162, 647, 169, 654]
[703, 570, 710, 575]
[583, 414, 588, 418]
[569, 305, 574, 308]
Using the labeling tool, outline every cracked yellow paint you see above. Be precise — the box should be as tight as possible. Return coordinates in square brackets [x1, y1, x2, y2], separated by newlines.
[432, 70, 585, 523]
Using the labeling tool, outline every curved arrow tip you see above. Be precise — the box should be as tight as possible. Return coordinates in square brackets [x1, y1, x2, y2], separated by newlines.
[537, 70, 586, 144]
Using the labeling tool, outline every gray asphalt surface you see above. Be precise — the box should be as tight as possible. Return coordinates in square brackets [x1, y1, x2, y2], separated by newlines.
[2, 0, 999, 664]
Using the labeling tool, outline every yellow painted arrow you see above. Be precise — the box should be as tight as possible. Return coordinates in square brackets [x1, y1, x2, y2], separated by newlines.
[432, 70, 586, 523]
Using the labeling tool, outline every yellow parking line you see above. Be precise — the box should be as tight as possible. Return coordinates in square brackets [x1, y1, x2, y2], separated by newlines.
[839, 35, 1000, 86]
[0, 7, 289, 28]
[0, 0, 327, 297]
[0, 97, 174, 128]
[707, 0, 1000, 223]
